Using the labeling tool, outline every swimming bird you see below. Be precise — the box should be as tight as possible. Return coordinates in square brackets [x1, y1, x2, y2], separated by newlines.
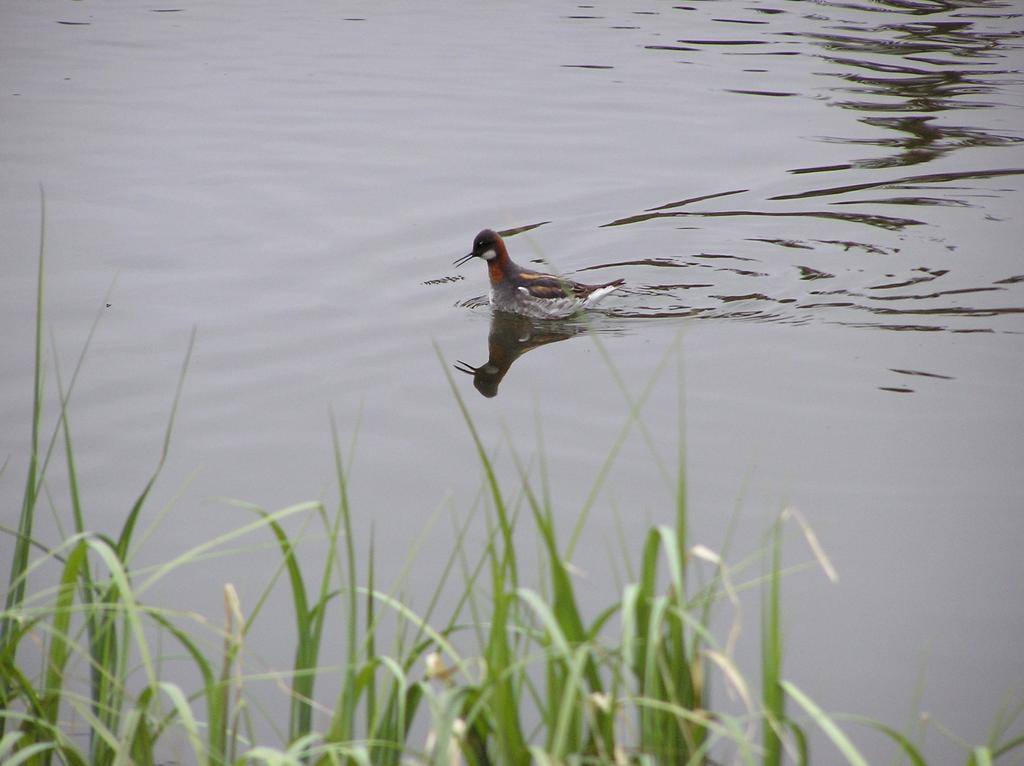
[454, 229, 624, 319]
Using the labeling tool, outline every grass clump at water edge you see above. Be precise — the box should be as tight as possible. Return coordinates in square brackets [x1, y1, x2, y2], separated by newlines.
[3, 208, 1024, 765]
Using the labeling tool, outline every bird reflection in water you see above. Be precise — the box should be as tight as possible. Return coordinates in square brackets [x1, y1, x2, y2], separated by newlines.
[454, 310, 589, 398]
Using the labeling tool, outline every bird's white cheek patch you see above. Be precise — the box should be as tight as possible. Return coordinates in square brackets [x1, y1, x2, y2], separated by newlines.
[481, 248, 497, 260]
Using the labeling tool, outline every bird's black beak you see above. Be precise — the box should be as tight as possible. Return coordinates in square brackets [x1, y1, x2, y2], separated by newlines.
[453, 251, 476, 268]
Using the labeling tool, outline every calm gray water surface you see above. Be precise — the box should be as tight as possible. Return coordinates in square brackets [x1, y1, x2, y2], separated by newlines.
[2, 0, 1023, 761]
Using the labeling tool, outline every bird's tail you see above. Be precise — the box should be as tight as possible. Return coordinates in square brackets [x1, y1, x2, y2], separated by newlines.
[584, 279, 625, 305]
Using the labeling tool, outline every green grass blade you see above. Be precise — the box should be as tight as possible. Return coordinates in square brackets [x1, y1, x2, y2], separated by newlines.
[485, 594, 529, 765]
[3, 186, 47, 646]
[762, 517, 784, 766]
[86, 538, 157, 691]
[2, 742, 57, 766]
[549, 647, 589, 759]
[323, 413, 361, 747]
[144, 612, 221, 761]
[137, 502, 317, 594]
[968, 746, 994, 766]
[117, 327, 196, 562]
[993, 733, 1024, 759]
[256, 509, 314, 741]
[41, 540, 90, 737]
[159, 681, 208, 766]
[835, 714, 927, 766]
[782, 680, 869, 766]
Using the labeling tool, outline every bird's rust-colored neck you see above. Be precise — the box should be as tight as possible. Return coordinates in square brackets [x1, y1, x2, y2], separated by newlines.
[487, 238, 512, 286]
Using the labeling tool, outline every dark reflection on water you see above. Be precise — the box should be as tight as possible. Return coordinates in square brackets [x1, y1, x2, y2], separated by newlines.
[453, 311, 591, 398]
[771, 166, 1024, 200]
[604, 206, 927, 230]
[783, 1, 1024, 170]
[546, 1, 1024, 334]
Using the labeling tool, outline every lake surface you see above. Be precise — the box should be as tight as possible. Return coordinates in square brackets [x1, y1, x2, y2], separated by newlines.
[2, 0, 1023, 761]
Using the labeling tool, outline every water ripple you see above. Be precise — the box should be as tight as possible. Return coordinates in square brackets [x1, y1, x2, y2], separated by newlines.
[447, 0, 1023, 337]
